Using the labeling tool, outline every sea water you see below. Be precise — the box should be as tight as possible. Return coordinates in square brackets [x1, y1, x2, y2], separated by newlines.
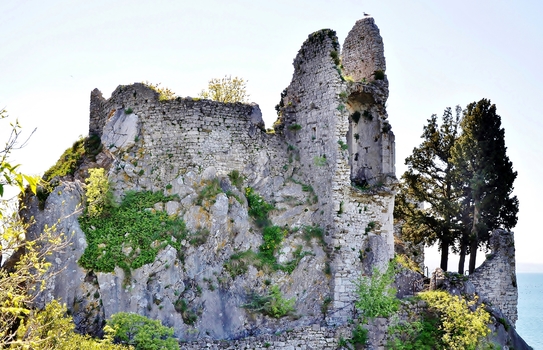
[516, 273, 543, 349]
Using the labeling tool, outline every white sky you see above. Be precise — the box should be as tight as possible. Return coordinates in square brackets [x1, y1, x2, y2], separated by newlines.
[2, 0, 542, 272]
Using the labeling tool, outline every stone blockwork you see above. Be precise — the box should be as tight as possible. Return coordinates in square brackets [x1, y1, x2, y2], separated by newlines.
[469, 230, 518, 325]
[342, 17, 387, 83]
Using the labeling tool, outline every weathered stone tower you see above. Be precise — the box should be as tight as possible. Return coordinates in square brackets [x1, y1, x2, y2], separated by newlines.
[274, 17, 396, 324]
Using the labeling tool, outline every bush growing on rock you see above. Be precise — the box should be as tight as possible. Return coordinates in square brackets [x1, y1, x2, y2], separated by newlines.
[104, 312, 178, 350]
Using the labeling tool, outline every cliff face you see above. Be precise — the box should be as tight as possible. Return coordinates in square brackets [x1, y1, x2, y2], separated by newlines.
[23, 17, 396, 341]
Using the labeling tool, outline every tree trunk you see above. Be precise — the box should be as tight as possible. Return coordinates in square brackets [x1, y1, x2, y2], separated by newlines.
[440, 236, 449, 271]
[458, 237, 466, 274]
[468, 200, 480, 274]
[468, 239, 478, 274]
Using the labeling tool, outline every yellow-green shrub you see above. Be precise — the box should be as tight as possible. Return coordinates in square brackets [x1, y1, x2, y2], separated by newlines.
[418, 290, 491, 350]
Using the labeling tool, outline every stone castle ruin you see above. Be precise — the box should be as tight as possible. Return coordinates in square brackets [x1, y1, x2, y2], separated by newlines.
[83, 17, 396, 327]
[20, 17, 525, 348]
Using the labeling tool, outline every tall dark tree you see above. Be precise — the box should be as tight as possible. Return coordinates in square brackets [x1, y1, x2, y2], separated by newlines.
[452, 99, 519, 274]
[394, 106, 462, 271]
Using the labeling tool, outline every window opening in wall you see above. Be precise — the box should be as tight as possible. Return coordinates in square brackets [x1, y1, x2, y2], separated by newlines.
[312, 127, 317, 140]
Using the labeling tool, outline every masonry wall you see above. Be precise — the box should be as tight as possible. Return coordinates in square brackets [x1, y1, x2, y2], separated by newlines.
[469, 230, 518, 325]
[89, 83, 287, 196]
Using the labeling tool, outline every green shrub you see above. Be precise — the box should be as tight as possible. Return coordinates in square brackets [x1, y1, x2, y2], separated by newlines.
[288, 123, 302, 131]
[418, 291, 491, 350]
[382, 121, 392, 133]
[259, 226, 286, 262]
[351, 111, 361, 123]
[337, 104, 345, 112]
[354, 260, 399, 318]
[84, 168, 116, 218]
[43, 137, 86, 182]
[373, 70, 385, 80]
[313, 156, 327, 167]
[174, 299, 198, 325]
[188, 228, 209, 246]
[142, 81, 176, 101]
[104, 312, 178, 350]
[330, 50, 340, 66]
[245, 187, 274, 227]
[338, 140, 348, 150]
[387, 316, 442, 350]
[78, 190, 186, 278]
[365, 221, 376, 234]
[195, 178, 223, 206]
[224, 250, 261, 277]
[228, 169, 244, 189]
[124, 108, 133, 114]
[351, 323, 368, 346]
[243, 285, 295, 318]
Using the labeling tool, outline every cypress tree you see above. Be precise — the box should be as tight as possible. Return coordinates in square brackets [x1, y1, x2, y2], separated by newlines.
[452, 99, 518, 274]
[394, 106, 462, 271]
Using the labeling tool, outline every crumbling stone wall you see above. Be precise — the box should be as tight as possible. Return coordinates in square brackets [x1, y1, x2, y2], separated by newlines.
[469, 230, 518, 325]
[342, 17, 387, 83]
[272, 18, 396, 324]
[58, 16, 397, 339]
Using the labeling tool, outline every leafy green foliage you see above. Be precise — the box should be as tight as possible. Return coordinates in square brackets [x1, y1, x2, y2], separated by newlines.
[224, 250, 261, 277]
[313, 156, 327, 167]
[338, 140, 348, 150]
[243, 285, 295, 318]
[142, 81, 176, 101]
[78, 190, 186, 276]
[199, 75, 249, 103]
[354, 260, 399, 318]
[105, 312, 178, 350]
[228, 169, 243, 190]
[394, 106, 462, 272]
[288, 123, 302, 131]
[225, 189, 311, 276]
[330, 50, 340, 65]
[84, 168, 116, 218]
[195, 178, 223, 206]
[387, 316, 442, 350]
[451, 99, 518, 273]
[245, 187, 274, 227]
[373, 70, 385, 80]
[42, 137, 86, 182]
[173, 299, 198, 326]
[8, 300, 130, 349]
[418, 290, 491, 350]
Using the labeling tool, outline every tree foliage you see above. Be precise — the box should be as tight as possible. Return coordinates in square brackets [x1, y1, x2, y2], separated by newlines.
[104, 312, 178, 350]
[199, 75, 249, 103]
[451, 99, 518, 273]
[394, 107, 462, 271]
[0, 112, 127, 348]
[0, 109, 38, 201]
[396, 100, 518, 273]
